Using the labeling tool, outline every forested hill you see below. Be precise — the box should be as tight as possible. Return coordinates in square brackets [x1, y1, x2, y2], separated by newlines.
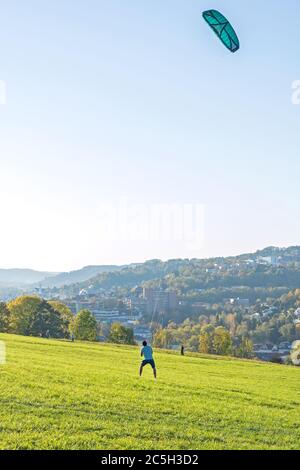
[40, 265, 123, 288]
[56, 246, 300, 297]
[0, 269, 57, 287]
[0, 266, 123, 289]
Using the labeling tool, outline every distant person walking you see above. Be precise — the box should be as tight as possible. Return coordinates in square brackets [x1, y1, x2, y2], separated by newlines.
[140, 341, 157, 379]
[181, 345, 185, 356]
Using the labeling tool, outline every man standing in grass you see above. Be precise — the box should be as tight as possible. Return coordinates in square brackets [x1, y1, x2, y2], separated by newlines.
[140, 341, 157, 379]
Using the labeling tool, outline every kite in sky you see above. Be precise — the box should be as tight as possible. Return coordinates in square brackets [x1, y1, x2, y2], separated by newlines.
[203, 10, 240, 53]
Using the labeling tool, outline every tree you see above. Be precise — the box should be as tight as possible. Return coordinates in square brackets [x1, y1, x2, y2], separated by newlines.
[202, 324, 215, 335]
[291, 341, 300, 366]
[153, 328, 174, 349]
[279, 323, 295, 342]
[0, 302, 10, 333]
[235, 338, 253, 359]
[73, 310, 98, 342]
[8, 296, 41, 336]
[236, 322, 250, 338]
[213, 327, 232, 356]
[109, 323, 136, 345]
[8, 296, 64, 338]
[187, 334, 200, 352]
[226, 313, 237, 335]
[98, 321, 110, 339]
[49, 301, 74, 338]
[199, 332, 212, 354]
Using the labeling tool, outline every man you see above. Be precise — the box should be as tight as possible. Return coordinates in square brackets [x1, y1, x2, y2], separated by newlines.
[140, 341, 157, 379]
[181, 345, 185, 356]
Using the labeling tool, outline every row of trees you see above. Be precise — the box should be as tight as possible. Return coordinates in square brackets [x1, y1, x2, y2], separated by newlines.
[153, 322, 253, 359]
[0, 297, 73, 338]
[74, 310, 136, 344]
[155, 305, 299, 346]
[0, 296, 136, 345]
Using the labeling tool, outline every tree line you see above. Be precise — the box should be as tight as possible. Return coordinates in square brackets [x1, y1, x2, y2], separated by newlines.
[153, 320, 254, 359]
[0, 296, 136, 345]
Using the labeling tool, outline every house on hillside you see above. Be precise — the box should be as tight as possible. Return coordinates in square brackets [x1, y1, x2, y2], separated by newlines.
[228, 298, 250, 308]
[294, 308, 300, 318]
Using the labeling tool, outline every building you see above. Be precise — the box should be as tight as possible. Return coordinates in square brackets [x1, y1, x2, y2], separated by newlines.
[257, 256, 279, 266]
[93, 310, 142, 324]
[228, 298, 250, 308]
[142, 288, 178, 314]
[126, 297, 147, 313]
[294, 308, 300, 318]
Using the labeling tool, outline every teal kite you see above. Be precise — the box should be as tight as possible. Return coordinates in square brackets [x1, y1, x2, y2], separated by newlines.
[202, 10, 240, 53]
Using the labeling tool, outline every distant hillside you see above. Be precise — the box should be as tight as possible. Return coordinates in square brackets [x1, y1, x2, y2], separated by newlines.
[55, 246, 300, 296]
[40, 265, 123, 288]
[0, 269, 57, 287]
[71, 259, 188, 291]
[3, 245, 300, 291]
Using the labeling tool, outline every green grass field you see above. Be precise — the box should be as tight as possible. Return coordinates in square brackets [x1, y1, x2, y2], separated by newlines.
[0, 333, 299, 450]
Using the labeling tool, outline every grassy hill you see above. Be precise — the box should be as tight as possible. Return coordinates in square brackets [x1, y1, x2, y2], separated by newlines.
[0, 334, 299, 450]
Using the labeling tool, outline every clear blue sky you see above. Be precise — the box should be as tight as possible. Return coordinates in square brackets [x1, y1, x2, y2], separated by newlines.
[0, 0, 300, 271]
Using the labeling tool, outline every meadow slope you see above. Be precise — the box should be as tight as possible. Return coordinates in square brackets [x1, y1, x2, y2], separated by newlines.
[0, 334, 299, 450]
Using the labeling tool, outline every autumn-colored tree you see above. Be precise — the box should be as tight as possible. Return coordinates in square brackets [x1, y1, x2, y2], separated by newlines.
[213, 327, 233, 356]
[153, 328, 174, 349]
[199, 332, 212, 354]
[8, 296, 41, 335]
[108, 323, 136, 345]
[8, 296, 64, 338]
